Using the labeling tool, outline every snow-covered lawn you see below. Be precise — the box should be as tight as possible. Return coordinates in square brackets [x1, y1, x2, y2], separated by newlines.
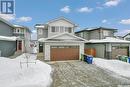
[0, 53, 52, 87]
[93, 58, 130, 78]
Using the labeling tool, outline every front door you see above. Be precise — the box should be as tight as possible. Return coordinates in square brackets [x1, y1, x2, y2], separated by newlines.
[18, 41, 22, 50]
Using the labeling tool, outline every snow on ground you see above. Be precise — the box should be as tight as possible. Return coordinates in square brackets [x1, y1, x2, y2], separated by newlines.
[93, 58, 130, 78]
[0, 53, 52, 87]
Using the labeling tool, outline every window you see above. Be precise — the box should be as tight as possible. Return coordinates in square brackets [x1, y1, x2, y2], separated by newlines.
[60, 26, 64, 32]
[103, 31, 109, 36]
[65, 27, 68, 32]
[51, 26, 56, 32]
[65, 27, 72, 33]
[55, 26, 59, 32]
[80, 32, 84, 37]
[68, 27, 72, 33]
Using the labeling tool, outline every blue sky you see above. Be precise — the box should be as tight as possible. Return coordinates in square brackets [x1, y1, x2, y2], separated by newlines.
[0, 0, 130, 39]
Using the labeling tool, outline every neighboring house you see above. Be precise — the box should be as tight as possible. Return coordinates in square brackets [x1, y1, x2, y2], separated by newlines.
[30, 40, 38, 53]
[30, 40, 38, 47]
[35, 17, 86, 61]
[13, 25, 31, 53]
[0, 17, 17, 57]
[75, 27, 117, 40]
[75, 27, 130, 59]
[123, 33, 130, 41]
[115, 36, 124, 40]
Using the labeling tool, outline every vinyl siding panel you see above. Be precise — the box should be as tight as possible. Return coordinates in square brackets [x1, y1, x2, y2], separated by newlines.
[0, 21, 13, 36]
[37, 29, 48, 39]
[0, 40, 16, 57]
[89, 30, 100, 40]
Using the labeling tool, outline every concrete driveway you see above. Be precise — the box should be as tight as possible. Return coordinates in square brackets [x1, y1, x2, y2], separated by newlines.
[49, 61, 130, 87]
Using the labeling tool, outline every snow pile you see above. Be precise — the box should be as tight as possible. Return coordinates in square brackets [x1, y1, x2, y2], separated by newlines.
[0, 35, 18, 41]
[93, 58, 130, 77]
[0, 54, 52, 87]
[88, 37, 130, 43]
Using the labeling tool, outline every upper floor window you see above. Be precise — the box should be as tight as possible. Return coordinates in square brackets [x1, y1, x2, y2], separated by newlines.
[68, 27, 72, 33]
[103, 31, 110, 36]
[55, 26, 59, 32]
[51, 26, 73, 33]
[65, 27, 72, 33]
[51, 26, 56, 32]
[60, 26, 64, 33]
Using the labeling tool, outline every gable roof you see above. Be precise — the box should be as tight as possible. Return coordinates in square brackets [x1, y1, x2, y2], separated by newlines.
[123, 33, 130, 38]
[46, 17, 78, 26]
[35, 17, 78, 28]
[38, 33, 87, 42]
[75, 27, 117, 33]
[0, 17, 14, 28]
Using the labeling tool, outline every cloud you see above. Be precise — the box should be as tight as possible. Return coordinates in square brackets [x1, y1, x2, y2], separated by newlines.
[16, 16, 32, 22]
[0, 14, 15, 21]
[77, 7, 93, 13]
[104, 0, 121, 7]
[32, 30, 36, 33]
[117, 29, 130, 35]
[31, 30, 37, 40]
[102, 19, 107, 23]
[60, 6, 70, 13]
[120, 19, 130, 25]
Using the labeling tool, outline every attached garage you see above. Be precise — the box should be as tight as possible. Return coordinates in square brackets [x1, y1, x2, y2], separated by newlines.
[85, 37, 130, 59]
[112, 46, 129, 59]
[38, 33, 86, 61]
[51, 46, 79, 61]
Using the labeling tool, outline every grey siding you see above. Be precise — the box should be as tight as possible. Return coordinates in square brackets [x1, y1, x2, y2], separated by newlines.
[89, 30, 100, 40]
[85, 43, 105, 58]
[83, 32, 89, 40]
[0, 21, 13, 36]
[0, 20, 16, 57]
[37, 29, 48, 39]
[102, 30, 114, 38]
[75, 29, 115, 40]
[75, 31, 89, 40]
[0, 40, 16, 57]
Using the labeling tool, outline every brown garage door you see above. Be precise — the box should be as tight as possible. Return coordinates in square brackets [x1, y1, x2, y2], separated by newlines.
[51, 46, 79, 61]
[112, 46, 128, 59]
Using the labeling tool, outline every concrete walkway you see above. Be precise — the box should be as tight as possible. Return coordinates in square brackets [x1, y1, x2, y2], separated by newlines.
[50, 61, 130, 87]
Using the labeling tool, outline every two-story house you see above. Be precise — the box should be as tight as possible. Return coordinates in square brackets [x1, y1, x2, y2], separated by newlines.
[13, 25, 31, 53]
[75, 27, 130, 59]
[35, 17, 86, 61]
[0, 17, 18, 57]
[123, 33, 130, 41]
[75, 27, 117, 40]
